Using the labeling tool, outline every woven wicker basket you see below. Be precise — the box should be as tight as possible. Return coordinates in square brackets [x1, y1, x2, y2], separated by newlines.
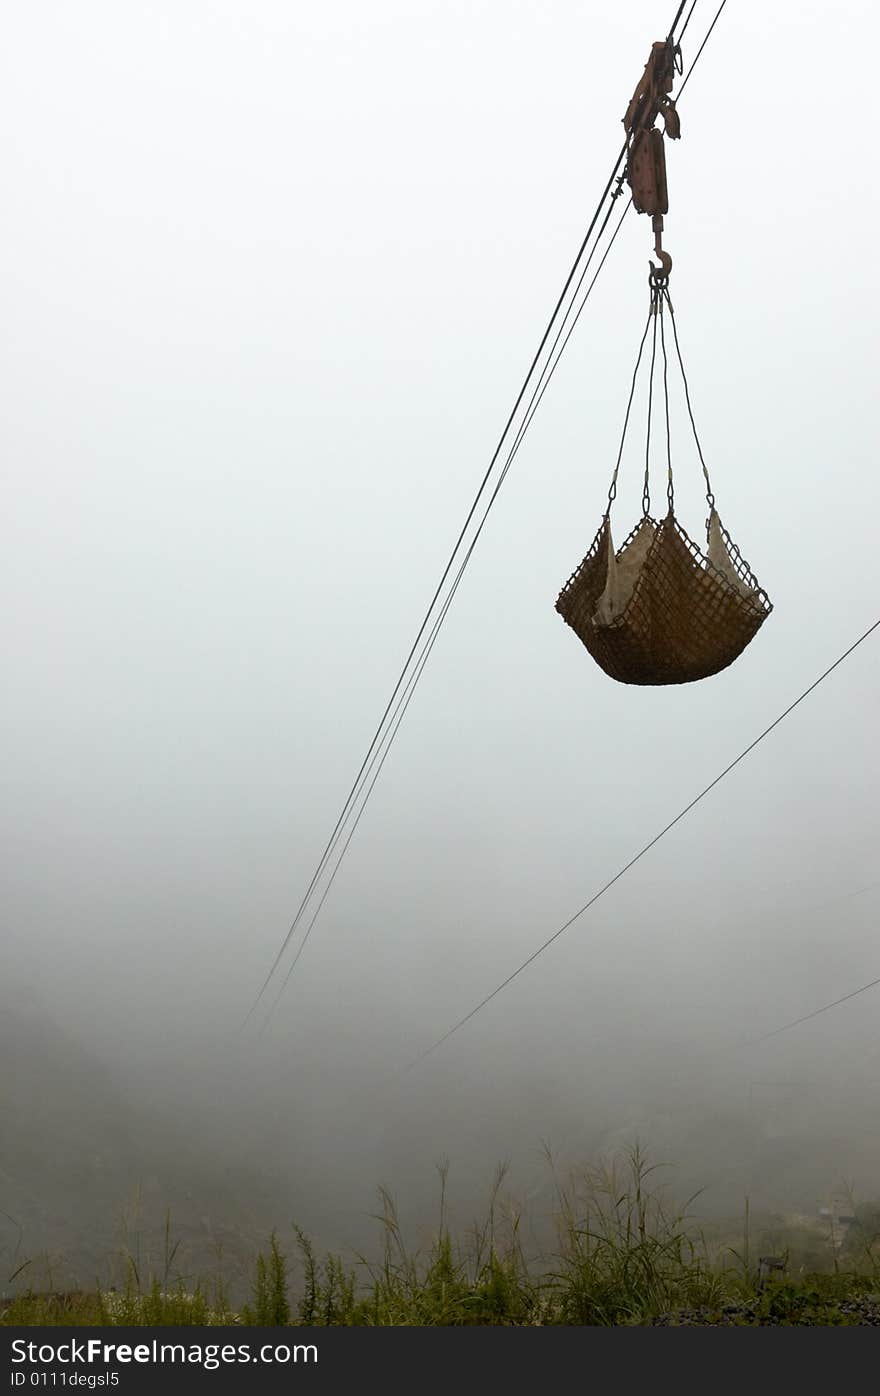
[556, 510, 772, 686]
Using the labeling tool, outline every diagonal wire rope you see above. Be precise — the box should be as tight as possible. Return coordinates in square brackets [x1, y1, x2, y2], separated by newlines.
[746, 975, 880, 1047]
[642, 296, 660, 515]
[241, 156, 629, 1028]
[290, 874, 880, 1153]
[606, 292, 653, 510]
[259, 199, 634, 1033]
[678, 0, 728, 97]
[257, 189, 640, 1031]
[650, 879, 880, 1078]
[404, 617, 880, 1071]
[244, 0, 710, 1026]
[258, 193, 629, 1008]
[659, 294, 674, 511]
[663, 287, 714, 504]
[676, 0, 700, 47]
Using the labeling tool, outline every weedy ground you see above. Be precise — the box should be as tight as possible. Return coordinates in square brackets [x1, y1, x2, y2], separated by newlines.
[3, 1148, 879, 1326]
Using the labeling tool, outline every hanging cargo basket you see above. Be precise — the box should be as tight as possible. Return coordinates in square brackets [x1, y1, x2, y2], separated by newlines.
[556, 276, 772, 685]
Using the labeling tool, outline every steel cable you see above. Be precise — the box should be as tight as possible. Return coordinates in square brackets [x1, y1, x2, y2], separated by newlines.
[245, 0, 720, 1026]
[405, 618, 880, 1071]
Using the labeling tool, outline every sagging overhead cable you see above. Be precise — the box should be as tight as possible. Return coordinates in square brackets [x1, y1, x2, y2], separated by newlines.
[405, 617, 880, 1071]
[243, 0, 705, 1030]
[258, 196, 634, 1037]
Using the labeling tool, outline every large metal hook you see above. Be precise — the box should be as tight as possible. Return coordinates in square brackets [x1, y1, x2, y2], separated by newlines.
[650, 213, 672, 281]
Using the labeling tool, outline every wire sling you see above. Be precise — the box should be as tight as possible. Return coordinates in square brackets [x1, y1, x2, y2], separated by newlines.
[555, 272, 772, 685]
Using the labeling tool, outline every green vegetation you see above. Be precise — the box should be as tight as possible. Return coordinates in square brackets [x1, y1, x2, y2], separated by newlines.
[3, 1149, 878, 1327]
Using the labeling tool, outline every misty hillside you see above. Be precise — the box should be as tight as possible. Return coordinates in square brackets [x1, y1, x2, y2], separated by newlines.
[0, 993, 273, 1295]
[4, 978, 878, 1302]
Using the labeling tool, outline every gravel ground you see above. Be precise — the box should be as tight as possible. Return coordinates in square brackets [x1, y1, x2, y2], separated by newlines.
[651, 1294, 880, 1326]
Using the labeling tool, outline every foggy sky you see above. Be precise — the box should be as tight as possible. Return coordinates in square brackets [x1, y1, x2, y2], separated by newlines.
[2, 0, 878, 1284]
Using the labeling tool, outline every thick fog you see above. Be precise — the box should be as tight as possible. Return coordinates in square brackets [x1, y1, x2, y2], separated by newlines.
[2, 0, 878, 1295]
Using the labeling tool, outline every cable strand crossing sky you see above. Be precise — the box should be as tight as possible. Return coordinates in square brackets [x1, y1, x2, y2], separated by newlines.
[257, 196, 634, 1036]
[244, 0, 729, 1028]
[404, 617, 880, 1071]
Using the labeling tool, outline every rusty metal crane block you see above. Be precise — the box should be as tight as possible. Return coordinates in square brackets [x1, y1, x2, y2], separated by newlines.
[623, 39, 681, 137]
[622, 36, 681, 263]
[628, 127, 669, 217]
